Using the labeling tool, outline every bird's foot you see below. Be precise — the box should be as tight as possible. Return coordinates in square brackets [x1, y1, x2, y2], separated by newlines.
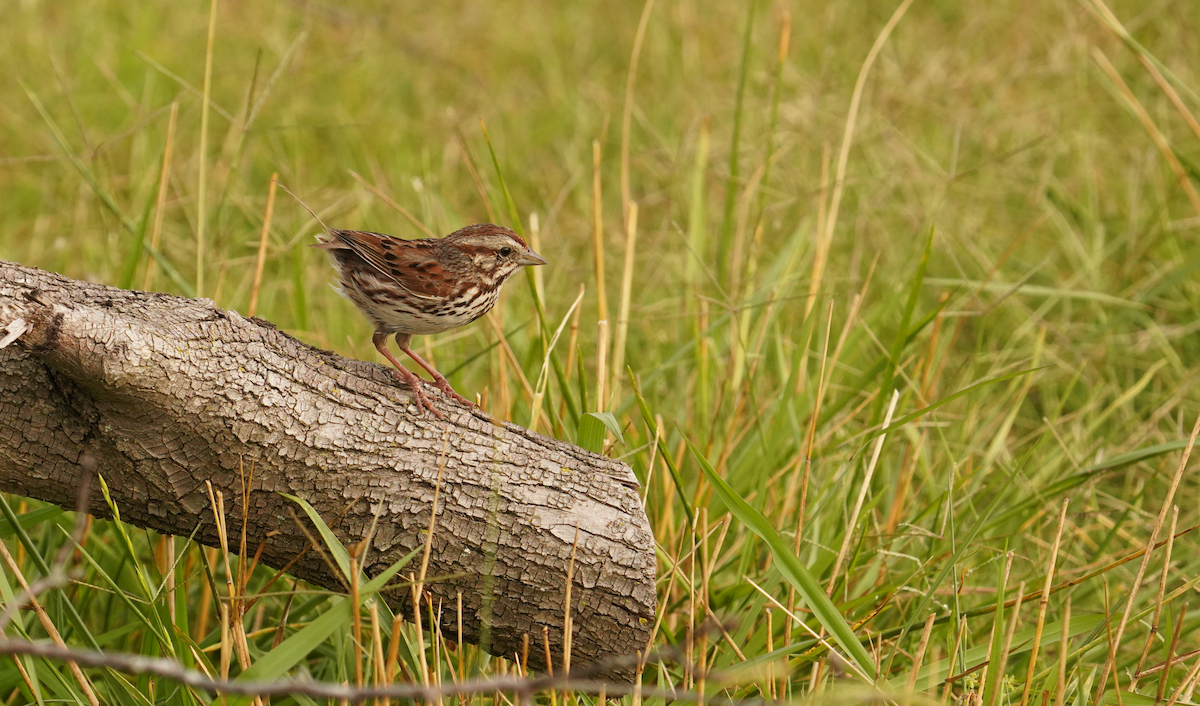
[429, 376, 477, 408]
[391, 369, 450, 420]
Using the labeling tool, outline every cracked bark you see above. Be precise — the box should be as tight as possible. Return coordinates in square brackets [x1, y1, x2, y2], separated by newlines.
[0, 260, 655, 679]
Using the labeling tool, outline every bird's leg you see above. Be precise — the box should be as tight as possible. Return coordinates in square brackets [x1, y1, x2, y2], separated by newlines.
[373, 331, 446, 419]
[395, 333, 477, 408]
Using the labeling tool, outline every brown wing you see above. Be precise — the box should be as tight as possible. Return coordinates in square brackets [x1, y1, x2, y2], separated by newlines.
[318, 230, 451, 299]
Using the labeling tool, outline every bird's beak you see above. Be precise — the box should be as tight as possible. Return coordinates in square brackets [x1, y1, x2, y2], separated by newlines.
[519, 249, 548, 267]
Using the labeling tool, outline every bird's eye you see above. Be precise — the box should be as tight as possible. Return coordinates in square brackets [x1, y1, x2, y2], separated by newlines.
[499, 247, 513, 257]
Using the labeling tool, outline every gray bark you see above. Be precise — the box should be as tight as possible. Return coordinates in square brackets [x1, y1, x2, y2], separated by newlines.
[0, 260, 655, 679]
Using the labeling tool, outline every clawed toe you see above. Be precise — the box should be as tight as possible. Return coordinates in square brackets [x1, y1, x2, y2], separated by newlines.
[437, 384, 477, 408]
[388, 370, 449, 420]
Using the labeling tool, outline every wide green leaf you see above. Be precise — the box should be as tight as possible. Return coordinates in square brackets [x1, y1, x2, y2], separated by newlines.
[279, 492, 352, 584]
[578, 411, 623, 453]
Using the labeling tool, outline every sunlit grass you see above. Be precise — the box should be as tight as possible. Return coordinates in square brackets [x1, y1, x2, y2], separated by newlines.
[2, 0, 1200, 703]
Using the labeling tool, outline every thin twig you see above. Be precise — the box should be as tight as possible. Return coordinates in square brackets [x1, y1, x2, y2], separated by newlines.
[0, 637, 779, 704]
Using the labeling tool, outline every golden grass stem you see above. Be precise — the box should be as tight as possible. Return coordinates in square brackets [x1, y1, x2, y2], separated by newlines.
[457, 592, 465, 690]
[787, 300, 833, 640]
[143, 101, 178, 291]
[1102, 584, 1126, 706]
[1159, 600, 1188, 703]
[1088, 0, 1200, 143]
[941, 615, 967, 704]
[1137, 55, 1200, 145]
[906, 613, 936, 698]
[385, 610, 403, 686]
[428, 595, 445, 706]
[521, 632, 530, 677]
[542, 626, 558, 706]
[411, 573, 429, 686]
[497, 307, 512, 417]
[596, 319, 609, 413]
[982, 551, 1015, 706]
[742, 575, 872, 682]
[686, 120, 711, 291]
[696, 507, 709, 700]
[9, 645, 39, 698]
[419, 430, 451, 587]
[348, 169, 435, 237]
[1132, 504, 1178, 689]
[1021, 498, 1070, 706]
[641, 421, 660, 506]
[1056, 597, 1071, 706]
[807, 142, 830, 321]
[563, 527, 580, 679]
[611, 202, 638, 405]
[728, 164, 763, 305]
[591, 140, 608, 323]
[0, 540, 99, 705]
[196, 0, 218, 297]
[563, 283, 585, 386]
[1170, 666, 1200, 706]
[529, 286, 585, 433]
[351, 553, 363, 687]
[764, 607, 775, 700]
[808, 0, 914, 318]
[163, 535, 176, 624]
[1091, 48, 1200, 219]
[527, 213, 545, 307]
[484, 313, 535, 402]
[194, 546, 214, 641]
[995, 581, 1027, 699]
[800, 297, 835, 480]
[827, 388, 899, 598]
[1095, 408, 1200, 701]
[219, 602, 230, 680]
[247, 172, 276, 316]
[620, 0, 654, 225]
[205, 482, 255, 693]
[370, 601, 385, 705]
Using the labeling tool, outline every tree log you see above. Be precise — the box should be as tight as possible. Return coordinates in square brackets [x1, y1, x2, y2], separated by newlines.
[0, 260, 655, 679]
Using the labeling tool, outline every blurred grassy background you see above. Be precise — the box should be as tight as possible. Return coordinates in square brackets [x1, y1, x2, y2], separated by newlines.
[3, 0, 1200, 702]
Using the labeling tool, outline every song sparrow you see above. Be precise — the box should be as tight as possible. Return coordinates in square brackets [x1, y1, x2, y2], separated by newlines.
[314, 224, 546, 419]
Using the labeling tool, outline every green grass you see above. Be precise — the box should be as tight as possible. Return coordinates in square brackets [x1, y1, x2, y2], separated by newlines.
[3, 0, 1200, 703]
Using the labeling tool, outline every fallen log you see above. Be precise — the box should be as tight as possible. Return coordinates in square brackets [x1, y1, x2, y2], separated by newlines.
[0, 260, 656, 679]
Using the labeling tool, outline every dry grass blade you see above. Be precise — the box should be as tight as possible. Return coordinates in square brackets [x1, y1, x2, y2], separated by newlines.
[592, 140, 608, 324]
[195, 0, 219, 297]
[620, 0, 654, 224]
[529, 285, 585, 432]
[143, 101, 178, 291]
[1158, 601, 1188, 703]
[248, 172, 277, 317]
[807, 0, 915, 315]
[1132, 505, 1179, 689]
[611, 202, 639, 405]
[828, 388, 899, 598]
[348, 169, 436, 237]
[1091, 48, 1200, 219]
[906, 613, 936, 697]
[0, 541, 99, 705]
[1094, 409, 1200, 700]
[1021, 498, 1069, 706]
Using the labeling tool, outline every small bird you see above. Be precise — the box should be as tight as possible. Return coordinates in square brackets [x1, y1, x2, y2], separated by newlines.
[313, 224, 546, 418]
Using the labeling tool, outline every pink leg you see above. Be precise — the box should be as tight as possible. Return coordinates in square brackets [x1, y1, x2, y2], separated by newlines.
[395, 333, 477, 408]
[373, 331, 445, 419]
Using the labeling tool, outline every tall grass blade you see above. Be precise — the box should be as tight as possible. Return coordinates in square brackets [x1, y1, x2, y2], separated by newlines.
[117, 170, 158, 290]
[873, 224, 934, 424]
[717, 0, 757, 284]
[687, 438, 877, 680]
